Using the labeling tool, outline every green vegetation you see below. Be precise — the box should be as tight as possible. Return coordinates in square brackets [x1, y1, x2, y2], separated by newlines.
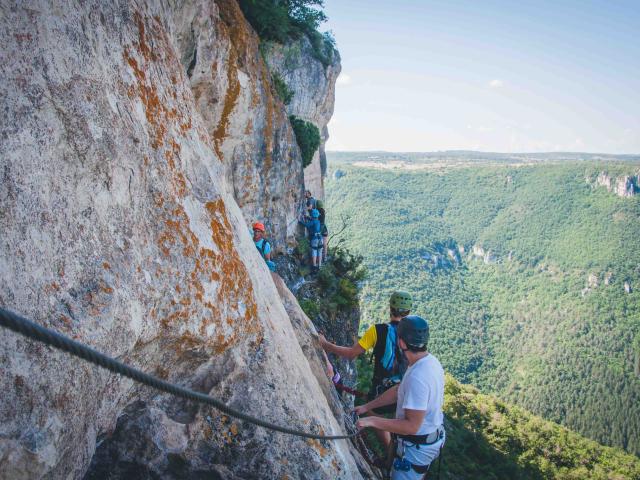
[271, 72, 293, 104]
[239, 0, 336, 67]
[326, 158, 640, 455]
[315, 247, 366, 315]
[289, 115, 321, 168]
[443, 375, 640, 479]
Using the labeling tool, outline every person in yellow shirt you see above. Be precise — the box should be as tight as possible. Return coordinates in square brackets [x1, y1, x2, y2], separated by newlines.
[318, 290, 413, 447]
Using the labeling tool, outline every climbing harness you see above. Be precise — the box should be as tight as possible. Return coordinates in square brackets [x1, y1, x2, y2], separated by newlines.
[0, 307, 357, 441]
[392, 428, 445, 478]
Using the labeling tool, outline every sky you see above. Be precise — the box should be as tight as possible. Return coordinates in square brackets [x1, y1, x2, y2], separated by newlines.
[321, 0, 640, 153]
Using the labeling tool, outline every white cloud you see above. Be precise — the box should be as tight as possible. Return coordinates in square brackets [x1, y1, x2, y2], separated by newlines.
[336, 73, 351, 86]
[489, 79, 504, 88]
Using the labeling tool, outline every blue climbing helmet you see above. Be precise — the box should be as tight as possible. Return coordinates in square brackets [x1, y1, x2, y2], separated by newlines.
[397, 315, 429, 351]
[311, 209, 320, 218]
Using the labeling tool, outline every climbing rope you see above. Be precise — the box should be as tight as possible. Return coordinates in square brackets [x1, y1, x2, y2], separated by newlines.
[0, 307, 357, 441]
[345, 411, 387, 476]
[334, 382, 368, 399]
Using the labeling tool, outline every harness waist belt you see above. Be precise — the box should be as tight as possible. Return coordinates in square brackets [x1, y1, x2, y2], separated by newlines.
[399, 427, 443, 445]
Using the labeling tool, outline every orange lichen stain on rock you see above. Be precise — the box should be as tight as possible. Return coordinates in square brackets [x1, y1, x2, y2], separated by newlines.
[133, 11, 155, 62]
[258, 59, 274, 171]
[102, 262, 111, 270]
[306, 438, 329, 458]
[212, 46, 240, 160]
[155, 365, 169, 380]
[123, 48, 166, 149]
[164, 148, 176, 170]
[154, 200, 261, 356]
[179, 118, 192, 136]
[59, 315, 72, 328]
[44, 282, 60, 294]
[153, 192, 164, 208]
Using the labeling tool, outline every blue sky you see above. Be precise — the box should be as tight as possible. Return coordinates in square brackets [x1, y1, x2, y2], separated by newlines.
[321, 0, 640, 153]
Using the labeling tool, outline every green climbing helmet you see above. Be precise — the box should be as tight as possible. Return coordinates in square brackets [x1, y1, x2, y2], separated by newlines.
[316, 199, 324, 209]
[398, 315, 429, 350]
[389, 290, 413, 311]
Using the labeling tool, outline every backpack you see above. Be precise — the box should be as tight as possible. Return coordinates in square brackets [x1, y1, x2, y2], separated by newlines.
[311, 231, 323, 249]
[256, 238, 270, 259]
[372, 323, 407, 390]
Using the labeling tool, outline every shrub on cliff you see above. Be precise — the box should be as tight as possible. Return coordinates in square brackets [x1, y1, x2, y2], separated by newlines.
[289, 115, 320, 168]
[271, 72, 293, 105]
[240, 0, 336, 68]
[239, 0, 326, 43]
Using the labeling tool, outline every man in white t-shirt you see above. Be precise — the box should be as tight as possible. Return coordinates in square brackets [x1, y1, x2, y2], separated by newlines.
[355, 315, 445, 479]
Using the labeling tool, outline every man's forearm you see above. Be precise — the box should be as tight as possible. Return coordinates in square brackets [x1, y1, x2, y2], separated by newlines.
[364, 416, 420, 436]
[324, 342, 357, 359]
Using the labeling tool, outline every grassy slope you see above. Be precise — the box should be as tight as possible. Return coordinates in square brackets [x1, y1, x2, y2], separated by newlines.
[325, 160, 640, 456]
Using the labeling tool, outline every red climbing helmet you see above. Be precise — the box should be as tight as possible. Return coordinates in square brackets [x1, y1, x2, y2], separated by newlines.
[252, 222, 265, 232]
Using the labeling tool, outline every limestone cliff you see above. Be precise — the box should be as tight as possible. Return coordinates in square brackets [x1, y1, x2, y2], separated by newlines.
[0, 1, 361, 479]
[174, 0, 312, 250]
[263, 37, 341, 199]
[593, 171, 640, 197]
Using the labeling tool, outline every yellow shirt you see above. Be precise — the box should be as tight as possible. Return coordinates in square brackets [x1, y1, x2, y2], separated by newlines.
[358, 324, 378, 351]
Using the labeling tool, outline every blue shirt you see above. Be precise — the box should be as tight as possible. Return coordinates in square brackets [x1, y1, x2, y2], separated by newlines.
[254, 238, 271, 258]
[299, 218, 321, 239]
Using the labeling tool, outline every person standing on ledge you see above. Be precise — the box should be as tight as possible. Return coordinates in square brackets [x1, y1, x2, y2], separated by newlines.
[318, 291, 413, 447]
[304, 189, 317, 212]
[252, 222, 276, 272]
[355, 315, 445, 479]
[298, 209, 323, 272]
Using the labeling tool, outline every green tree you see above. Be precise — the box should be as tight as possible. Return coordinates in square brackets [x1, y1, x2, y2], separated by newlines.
[289, 115, 321, 168]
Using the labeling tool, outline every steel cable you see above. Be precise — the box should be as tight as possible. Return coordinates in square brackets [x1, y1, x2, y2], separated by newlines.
[0, 307, 356, 440]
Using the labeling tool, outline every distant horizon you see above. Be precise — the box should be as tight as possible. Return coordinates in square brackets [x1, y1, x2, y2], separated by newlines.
[326, 149, 640, 156]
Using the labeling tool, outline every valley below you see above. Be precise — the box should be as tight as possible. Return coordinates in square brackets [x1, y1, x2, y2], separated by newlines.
[326, 152, 640, 460]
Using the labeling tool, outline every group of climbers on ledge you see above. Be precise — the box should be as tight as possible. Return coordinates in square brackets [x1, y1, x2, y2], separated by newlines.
[251, 193, 444, 477]
[252, 189, 329, 274]
[298, 190, 329, 273]
[319, 291, 445, 479]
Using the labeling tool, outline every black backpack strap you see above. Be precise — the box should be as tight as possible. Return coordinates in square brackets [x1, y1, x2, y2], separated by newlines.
[261, 239, 270, 256]
[372, 324, 389, 388]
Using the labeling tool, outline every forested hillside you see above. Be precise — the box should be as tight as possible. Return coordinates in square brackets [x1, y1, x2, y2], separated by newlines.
[325, 156, 640, 455]
[442, 375, 640, 479]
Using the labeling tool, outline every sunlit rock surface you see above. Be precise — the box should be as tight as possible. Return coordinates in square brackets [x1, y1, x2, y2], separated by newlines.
[0, 1, 359, 478]
[264, 37, 341, 199]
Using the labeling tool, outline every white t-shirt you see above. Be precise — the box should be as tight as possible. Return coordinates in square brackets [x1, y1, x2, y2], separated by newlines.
[395, 354, 444, 435]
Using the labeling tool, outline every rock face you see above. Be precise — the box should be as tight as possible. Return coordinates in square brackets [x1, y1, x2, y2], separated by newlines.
[593, 171, 639, 198]
[175, 0, 321, 250]
[0, 1, 359, 479]
[264, 37, 341, 199]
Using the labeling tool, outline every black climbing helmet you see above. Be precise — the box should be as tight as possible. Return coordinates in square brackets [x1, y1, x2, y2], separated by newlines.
[397, 315, 429, 351]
